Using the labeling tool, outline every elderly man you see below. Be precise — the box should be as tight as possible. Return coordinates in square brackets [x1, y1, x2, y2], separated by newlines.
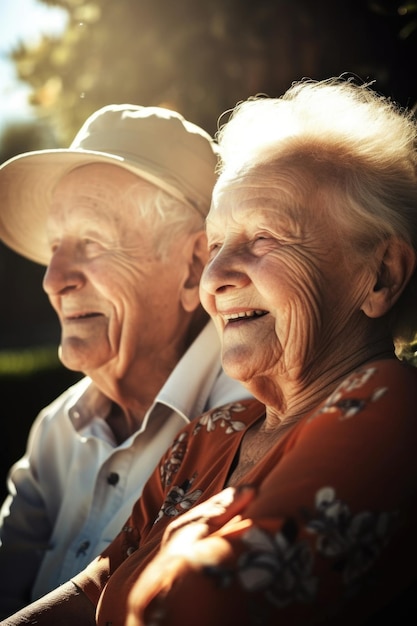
[0, 104, 250, 618]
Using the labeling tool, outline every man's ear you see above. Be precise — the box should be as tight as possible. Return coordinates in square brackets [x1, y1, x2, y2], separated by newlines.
[180, 231, 209, 313]
[361, 237, 416, 318]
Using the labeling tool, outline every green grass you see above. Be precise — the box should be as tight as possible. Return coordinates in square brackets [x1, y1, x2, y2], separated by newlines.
[0, 345, 61, 376]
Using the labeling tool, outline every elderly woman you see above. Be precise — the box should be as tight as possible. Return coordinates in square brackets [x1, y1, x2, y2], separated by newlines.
[4, 77, 417, 626]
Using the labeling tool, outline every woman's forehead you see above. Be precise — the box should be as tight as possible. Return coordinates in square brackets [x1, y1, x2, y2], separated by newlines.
[213, 164, 314, 211]
[208, 183, 308, 237]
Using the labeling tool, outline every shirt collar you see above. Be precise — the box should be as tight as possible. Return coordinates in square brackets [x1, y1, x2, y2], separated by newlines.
[151, 319, 222, 423]
[68, 320, 221, 432]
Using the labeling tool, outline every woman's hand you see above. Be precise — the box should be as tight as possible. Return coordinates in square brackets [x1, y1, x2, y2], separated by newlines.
[125, 485, 256, 626]
[160, 484, 256, 551]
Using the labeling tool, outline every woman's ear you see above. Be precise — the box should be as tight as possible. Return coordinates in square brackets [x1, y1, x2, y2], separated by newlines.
[361, 237, 416, 318]
[180, 231, 209, 313]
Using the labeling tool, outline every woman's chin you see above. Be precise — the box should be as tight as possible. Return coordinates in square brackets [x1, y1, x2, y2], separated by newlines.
[222, 349, 257, 385]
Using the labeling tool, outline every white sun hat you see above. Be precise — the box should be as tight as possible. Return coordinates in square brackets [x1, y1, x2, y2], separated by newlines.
[0, 104, 219, 265]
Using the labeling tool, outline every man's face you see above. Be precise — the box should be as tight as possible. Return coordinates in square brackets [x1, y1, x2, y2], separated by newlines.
[43, 163, 193, 378]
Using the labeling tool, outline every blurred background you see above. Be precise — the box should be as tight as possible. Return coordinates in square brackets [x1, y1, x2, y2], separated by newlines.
[1, 0, 417, 499]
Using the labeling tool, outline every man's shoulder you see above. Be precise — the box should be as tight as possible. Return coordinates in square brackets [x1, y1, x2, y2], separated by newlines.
[34, 376, 93, 427]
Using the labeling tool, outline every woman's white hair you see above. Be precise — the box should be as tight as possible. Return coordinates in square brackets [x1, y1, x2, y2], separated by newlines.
[215, 76, 417, 349]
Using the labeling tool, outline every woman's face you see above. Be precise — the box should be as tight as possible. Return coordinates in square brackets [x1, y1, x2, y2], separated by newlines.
[200, 164, 373, 391]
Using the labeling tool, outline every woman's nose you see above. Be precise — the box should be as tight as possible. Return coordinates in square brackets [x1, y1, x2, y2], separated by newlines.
[201, 246, 249, 295]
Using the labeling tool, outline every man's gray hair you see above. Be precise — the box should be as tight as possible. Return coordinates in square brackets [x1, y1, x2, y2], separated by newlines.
[124, 177, 205, 257]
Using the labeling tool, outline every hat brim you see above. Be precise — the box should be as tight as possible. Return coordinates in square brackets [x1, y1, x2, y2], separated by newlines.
[0, 148, 197, 266]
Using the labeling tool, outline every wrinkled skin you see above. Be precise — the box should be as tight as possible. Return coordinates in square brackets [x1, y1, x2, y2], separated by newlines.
[200, 164, 394, 423]
[43, 163, 206, 425]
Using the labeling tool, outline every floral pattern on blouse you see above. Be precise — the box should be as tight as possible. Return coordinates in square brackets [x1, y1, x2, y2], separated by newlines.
[308, 366, 388, 422]
[154, 476, 203, 524]
[154, 403, 250, 524]
[159, 431, 189, 488]
[120, 522, 141, 558]
[192, 402, 249, 435]
[237, 521, 317, 607]
[306, 487, 399, 592]
[204, 486, 399, 612]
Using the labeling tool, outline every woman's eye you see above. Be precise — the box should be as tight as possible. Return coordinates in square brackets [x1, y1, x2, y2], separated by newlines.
[208, 243, 221, 259]
[253, 234, 271, 246]
[256, 231, 274, 240]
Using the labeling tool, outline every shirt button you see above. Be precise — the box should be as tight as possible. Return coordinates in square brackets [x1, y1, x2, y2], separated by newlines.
[76, 540, 90, 557]
[107, 472, 119, 486]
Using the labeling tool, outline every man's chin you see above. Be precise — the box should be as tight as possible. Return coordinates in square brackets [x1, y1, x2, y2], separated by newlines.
[58, 340, 103, 373]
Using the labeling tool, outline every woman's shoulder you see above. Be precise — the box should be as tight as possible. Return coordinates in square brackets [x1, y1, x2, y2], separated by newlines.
[340, 358, 417, 398]
[304, 357, 417, 430]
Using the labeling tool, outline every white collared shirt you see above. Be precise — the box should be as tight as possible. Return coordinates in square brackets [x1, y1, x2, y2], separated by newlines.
[0, 320, 251, 614]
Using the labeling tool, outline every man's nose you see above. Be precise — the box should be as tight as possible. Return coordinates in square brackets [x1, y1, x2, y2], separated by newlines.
[42, 246, 83, 296]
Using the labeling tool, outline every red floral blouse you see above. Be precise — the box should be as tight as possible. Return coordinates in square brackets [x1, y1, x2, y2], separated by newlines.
[72, 358, 417, 625]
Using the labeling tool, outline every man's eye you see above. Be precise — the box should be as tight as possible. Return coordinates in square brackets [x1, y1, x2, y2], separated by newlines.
[83, 239, 105, 254]
[84, 238, 103, 247]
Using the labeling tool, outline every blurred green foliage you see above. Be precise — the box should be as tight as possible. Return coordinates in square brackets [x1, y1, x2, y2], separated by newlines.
[7, 0, 417, 144]
[0, 345, 60, 375]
